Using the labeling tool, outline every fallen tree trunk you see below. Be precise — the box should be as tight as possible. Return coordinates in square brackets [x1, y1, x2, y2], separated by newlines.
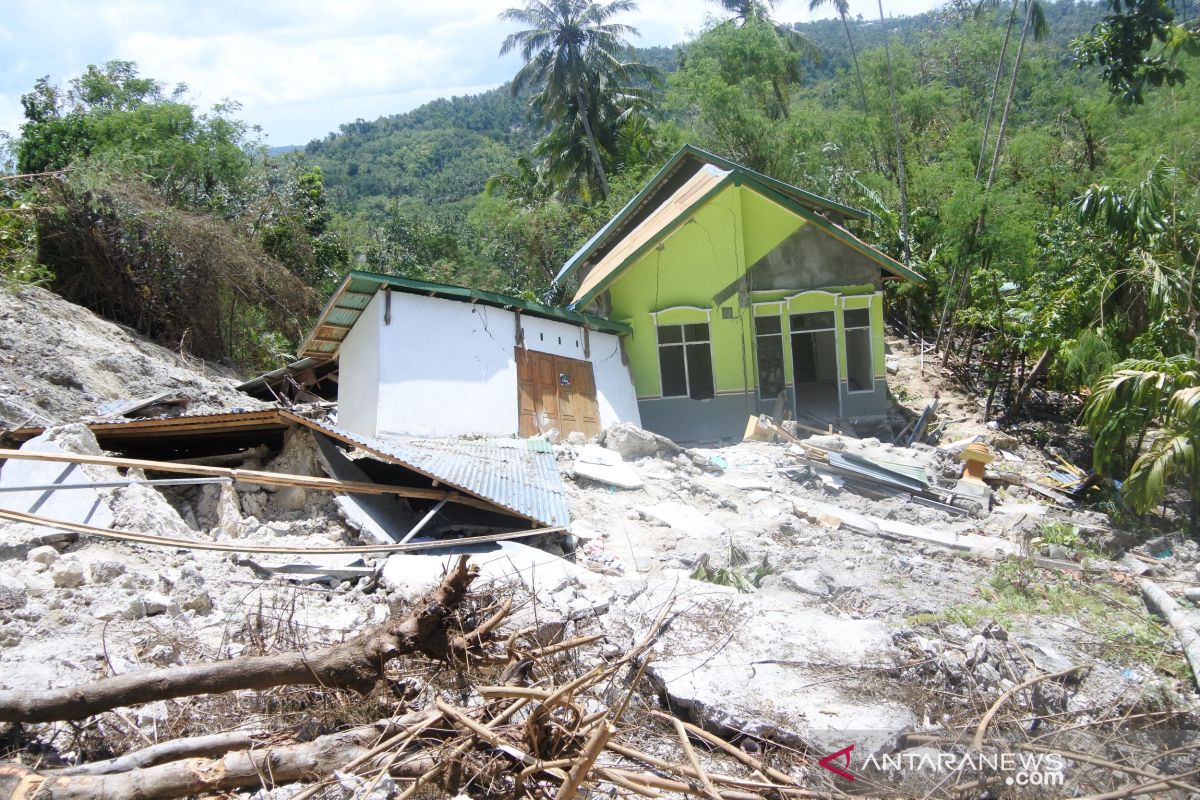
[0, 556, 479, 724]
[54, 731, 268, 776]
[8, 722, 436, 800]
[1140, 577, 1200, 691]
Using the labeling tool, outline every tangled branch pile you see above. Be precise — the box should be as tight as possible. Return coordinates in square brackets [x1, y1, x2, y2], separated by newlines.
[30, 173, 319, 367]
[4, 553, 1200, 800]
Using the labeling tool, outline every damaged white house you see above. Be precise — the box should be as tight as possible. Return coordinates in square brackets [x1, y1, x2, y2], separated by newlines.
[298, 272, 641, 439]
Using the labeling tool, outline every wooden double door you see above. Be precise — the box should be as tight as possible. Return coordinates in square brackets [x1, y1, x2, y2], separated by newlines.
[516, 348, 601, 439]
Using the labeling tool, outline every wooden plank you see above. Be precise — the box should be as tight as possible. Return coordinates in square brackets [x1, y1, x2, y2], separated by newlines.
[516, 347, 538, 438]
[0, 448, 502, 512]
[8, 411, 288, 442]
[0, 506, 561, 556]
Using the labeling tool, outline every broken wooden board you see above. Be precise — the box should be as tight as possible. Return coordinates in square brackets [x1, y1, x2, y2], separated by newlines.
[794, 500, 1020, 557]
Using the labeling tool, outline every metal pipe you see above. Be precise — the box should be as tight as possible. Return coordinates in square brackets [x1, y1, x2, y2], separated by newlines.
[0, 477, 232, 493]
[398, 497, 449, 544]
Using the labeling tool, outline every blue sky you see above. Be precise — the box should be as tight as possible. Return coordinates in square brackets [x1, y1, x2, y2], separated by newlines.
[0, 0, 944, 149]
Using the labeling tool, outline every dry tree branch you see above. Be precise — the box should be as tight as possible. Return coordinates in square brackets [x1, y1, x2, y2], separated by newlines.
[0, 556, 480, 724]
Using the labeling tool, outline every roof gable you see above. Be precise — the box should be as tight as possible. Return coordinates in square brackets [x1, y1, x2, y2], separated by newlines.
[554, 144, 872, 289]
[569, 172, 925, 308]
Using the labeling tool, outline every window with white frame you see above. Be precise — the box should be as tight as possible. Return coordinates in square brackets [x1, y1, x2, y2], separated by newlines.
[843, 307, 874, 392]
[754, 315, 785, 400]
[657, 322, 715, 399]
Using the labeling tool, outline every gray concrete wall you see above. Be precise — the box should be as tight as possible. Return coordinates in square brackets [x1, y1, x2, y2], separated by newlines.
[639, 381, 886, 442]
[638, 391, 796, 443]
[839, 381, 889, 418]
[714, 225, 882, 303]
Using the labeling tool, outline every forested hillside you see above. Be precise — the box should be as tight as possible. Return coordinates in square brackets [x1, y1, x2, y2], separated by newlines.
[2, 0, 1198, 525]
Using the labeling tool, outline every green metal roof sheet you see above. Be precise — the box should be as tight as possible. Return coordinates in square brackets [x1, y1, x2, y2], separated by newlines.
[299, 271, 631, 359]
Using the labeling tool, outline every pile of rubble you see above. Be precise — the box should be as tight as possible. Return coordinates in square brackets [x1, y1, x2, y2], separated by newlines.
[2, 294, 1199, 798]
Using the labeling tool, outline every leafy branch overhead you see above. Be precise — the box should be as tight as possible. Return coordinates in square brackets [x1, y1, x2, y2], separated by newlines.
[1073, 0, 1200, 104]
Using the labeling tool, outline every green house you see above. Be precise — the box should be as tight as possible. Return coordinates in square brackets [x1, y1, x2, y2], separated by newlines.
[555, 145, 925, 443]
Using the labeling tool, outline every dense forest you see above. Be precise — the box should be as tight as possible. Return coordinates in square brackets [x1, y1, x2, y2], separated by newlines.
[1, 0, 1198, 524]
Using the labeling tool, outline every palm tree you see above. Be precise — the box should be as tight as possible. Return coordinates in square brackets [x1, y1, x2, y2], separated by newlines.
[1078, 159, 1200, 532]
[808, 0, 870, 118]
[499, 0, 654, 200]
[711, 1, 819, 118]
[1084, 356, 1200, 533]
[716, 0, 775, 24]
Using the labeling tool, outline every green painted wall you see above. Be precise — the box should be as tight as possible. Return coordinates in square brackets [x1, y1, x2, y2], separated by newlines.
[599, 182, 887, 406]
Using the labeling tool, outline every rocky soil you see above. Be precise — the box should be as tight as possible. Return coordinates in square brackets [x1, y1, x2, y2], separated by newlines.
[1, 288, 1199, 798]
[0, 285, 265, 429]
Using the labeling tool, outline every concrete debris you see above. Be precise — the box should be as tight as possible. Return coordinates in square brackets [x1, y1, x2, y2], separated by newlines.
[0, 291, 1190, 793]
[636, 501, 724, 539]
[629, 578, 916, 753]
[774, 567, 837, 597]
[572, 443, 643, 489]
[596, 422, 681, 460]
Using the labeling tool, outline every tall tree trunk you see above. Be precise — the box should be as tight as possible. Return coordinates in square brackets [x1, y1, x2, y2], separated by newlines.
[877, 0, 911, 263]
[985, 0, 1035, 192]
[977, 0, 1019, 182]
[842, 11, 871, 117]
[577, 90, 610, 201]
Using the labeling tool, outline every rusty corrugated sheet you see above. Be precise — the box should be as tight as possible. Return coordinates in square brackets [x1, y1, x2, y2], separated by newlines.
[294, 415, 570, 529]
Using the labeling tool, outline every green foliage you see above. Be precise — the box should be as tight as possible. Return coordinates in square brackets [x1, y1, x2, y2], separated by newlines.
[1073, 0, 1200, 104]
[0, 189, 51, 289]
[499, 0, 660, 199]
[7, 61, 330, 370]
[1084, 356, 1200, 518]
[17, 61, 257, 214]
[1061, 329, 1119, 389]
[690, 542, 773, 593]
[1036, 519, 1082, 548]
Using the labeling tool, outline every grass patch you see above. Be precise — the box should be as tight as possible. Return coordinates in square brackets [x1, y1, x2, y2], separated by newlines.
[908, 556, 1189, 678]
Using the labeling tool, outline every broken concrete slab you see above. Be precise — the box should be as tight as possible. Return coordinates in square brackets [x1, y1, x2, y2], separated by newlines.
[598, 423, 681, 460]
[0, 425, 116, 532]
[572, 444, 643, 489]
[637, 502, 724, 539]
[624, 578, 915, 753]
[382, 540, 613, 624]
[776, 568, 836, 597]
[720, 473, 773, 492]
[311, 431, 418, 545]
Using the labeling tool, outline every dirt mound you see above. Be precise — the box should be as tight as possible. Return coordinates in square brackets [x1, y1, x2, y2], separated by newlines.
[0, 286, 266, 427]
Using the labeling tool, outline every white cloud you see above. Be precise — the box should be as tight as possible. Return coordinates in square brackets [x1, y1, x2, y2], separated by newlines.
[0, 0, 944, 148]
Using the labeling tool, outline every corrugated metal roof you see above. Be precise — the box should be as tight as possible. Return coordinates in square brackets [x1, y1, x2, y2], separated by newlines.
[294, 415, 570, 529]
[236, 357, 332, 393]
[298, 272, 631, 360]
[9, 408, 570, 529]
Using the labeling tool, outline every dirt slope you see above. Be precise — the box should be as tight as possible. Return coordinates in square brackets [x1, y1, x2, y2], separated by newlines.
[0, 286, 266, 428]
